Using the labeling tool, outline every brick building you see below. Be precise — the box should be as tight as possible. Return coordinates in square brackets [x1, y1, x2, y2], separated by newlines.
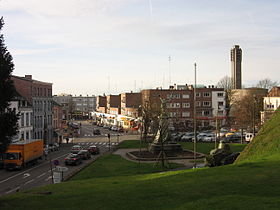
[120, 92, 141, 118]
[11, 75, 53, 144]
[96, 95, 107, 113]
[141, 85, 226, 130]
[106, 95, 121, 115]
[53, 100, 63, 143]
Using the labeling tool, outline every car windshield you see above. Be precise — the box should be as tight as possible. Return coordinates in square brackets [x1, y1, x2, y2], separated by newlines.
[4, 153, 19, 160]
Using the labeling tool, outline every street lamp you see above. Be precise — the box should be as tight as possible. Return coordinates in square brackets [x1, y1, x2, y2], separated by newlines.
[193, 63, 197, 169]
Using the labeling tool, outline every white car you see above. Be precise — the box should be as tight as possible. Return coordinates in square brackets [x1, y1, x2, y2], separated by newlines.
[203, 133, 216, 142]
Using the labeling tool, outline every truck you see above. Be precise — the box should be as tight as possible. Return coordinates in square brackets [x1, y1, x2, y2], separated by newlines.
[3, 139, 44, 170]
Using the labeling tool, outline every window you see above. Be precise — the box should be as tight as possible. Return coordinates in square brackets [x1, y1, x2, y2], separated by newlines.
[203, 92, 210, 97]
[182, 112, 190, 117]
[26, 113, 29, 126]
[167, 94, 180, 99]
[182, 94, 190, 99]
[217, 93, 224, 97]
[26, 132, 29, 140]
[218, 110, 224, 116]
[21, 113, 24, 127]
[218, 101, 224, 107]
[203, 110, 210, 116]
[168, 112, 178, 117]
[195, 93, 201, 97]
[182, 103, 190, 108]
[203, 101, 211, 107]
[196, 101, 201, 107]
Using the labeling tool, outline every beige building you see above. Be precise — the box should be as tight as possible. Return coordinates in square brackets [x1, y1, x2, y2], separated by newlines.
[261, 87, 280, 124]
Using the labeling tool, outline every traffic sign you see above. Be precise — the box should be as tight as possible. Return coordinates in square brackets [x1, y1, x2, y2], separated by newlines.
[53, 172, 62, 184]
[53, 159, 60, 166]
[56, 166, 68, 172]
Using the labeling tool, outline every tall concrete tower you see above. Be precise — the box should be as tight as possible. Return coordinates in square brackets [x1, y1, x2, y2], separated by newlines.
[231, 45, 242, 89]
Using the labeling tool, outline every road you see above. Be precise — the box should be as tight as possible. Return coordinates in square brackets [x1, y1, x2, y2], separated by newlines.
[0, 121, 121, 196]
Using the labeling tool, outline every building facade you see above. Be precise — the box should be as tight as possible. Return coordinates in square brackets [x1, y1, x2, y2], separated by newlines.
[53, 94, 73, 120]
[53, 101, 63, 143]
[10, 95, 33, 143]
[120, 92, 141, 118]
[261, 87, 280, 124]
[231, 45, 242, 89]
[11, 75, 53, 144]
[96, 95, 107, 113]
[72, 95, 96, 119]
[106, 95, 121, 115]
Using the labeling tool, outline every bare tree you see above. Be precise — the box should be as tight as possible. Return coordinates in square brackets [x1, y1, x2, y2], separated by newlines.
[256, 78, 279, 90]
[216, 76, 234, 127]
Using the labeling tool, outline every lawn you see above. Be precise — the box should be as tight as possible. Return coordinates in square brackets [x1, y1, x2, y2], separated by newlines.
[117, 140, 247, 155]
[1, 156, 280, 210]
[71, 154, 183, 181]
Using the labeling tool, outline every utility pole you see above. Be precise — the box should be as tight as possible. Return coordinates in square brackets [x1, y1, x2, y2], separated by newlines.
[193, 63, 197, 169]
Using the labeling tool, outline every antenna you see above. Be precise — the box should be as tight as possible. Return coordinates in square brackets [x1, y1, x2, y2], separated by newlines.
[168, 56, 171, 86]
[108, 76, 110, 94]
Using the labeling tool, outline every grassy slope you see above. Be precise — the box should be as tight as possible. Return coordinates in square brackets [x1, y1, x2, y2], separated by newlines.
[236, 108, 280, 163]
[1, 120, 279, 210]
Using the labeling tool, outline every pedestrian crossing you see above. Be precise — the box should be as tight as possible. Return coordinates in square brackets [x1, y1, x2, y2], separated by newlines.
[84, 133, 123, 137]
[76, 141, 119, 147]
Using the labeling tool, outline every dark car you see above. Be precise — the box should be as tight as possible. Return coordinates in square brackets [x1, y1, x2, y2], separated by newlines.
[93, 129, 101, 135]
[64, 153, 82, 165]
[88, 146, 100, 155]
[77, 150, 91, 160]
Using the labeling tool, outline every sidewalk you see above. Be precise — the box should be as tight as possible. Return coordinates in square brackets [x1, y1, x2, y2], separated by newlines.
[113, 148, 204, 169]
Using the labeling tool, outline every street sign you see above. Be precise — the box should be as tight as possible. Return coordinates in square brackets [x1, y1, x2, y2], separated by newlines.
[53, 159, 60, 166]
[53, 172, 62, 184]
[56, 166, 68, 172]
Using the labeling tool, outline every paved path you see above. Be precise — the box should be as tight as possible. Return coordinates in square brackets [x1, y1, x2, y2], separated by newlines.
[113, 148, 205, 169]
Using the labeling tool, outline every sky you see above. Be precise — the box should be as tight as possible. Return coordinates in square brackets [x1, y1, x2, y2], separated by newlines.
[1, 0, 280, 96]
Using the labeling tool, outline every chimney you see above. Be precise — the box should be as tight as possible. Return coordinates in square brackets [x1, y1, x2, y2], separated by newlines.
[25, 75, 32, 80]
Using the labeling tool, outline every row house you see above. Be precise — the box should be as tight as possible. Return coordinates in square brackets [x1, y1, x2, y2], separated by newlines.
[11, 75, 53, 144]
[96, 95, 107, 113]
[120, 92, 141, 118]
[53, 100, 63, 143]
[261, 86, 280, 124]
[106, 95, 121, 115]
[10, 92, 33, 142]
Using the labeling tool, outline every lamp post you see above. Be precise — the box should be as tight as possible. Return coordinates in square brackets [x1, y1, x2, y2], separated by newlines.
[193, 63, 197, 169]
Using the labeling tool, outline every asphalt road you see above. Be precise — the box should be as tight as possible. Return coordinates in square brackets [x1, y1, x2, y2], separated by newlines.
[0, 121, 121, 197]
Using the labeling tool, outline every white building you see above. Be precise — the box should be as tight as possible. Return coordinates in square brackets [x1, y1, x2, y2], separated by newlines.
[10, 96, 33, 142]
[211, 91, 227, 126]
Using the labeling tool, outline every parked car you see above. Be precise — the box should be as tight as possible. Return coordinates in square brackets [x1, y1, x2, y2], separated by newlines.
[181, 133, 194, 142]
[203, 133, 216, 142]
[197, 133, 209, 142]
[77, 150, 91, 160]
[88, 145, 100, 155]
[118, 127, 124, 132]
[64, 153, 82, 165]
[225, 134, 241, 142]
[111, 126, 118, 131]
[71, 145, 83, 154]
[93, 129, 101, 135]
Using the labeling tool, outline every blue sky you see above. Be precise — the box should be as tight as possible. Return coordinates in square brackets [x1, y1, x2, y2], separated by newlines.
[1, 0, 280, 95]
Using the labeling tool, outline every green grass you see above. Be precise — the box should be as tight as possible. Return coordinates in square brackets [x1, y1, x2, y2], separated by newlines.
[1, 112, 280, 210]
[236, 108, 280, 163]
[117, 140, 148, 149]
[71, 154, 183, 181]
[117, 140, 246, 155]
[2, 157, 280, 210]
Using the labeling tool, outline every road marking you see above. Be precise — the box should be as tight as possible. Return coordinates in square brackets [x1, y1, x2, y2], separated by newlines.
[37, 173, 46, 178]
[5, 188, 17, 194]
[24, 179, 34, 185]
[23, 173, 31, 179]
[45, 176, 52, 181]
[0, 153, 69, 184]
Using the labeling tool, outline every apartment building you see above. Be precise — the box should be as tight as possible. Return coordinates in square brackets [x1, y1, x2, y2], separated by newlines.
[120, 92, 141, 118]
[53, 94, 73, 120]
[96, 95, 107, 113]
[141, 85, 226, 129]
[106, 95, 121, 115]
[12, 75, 53, 144]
